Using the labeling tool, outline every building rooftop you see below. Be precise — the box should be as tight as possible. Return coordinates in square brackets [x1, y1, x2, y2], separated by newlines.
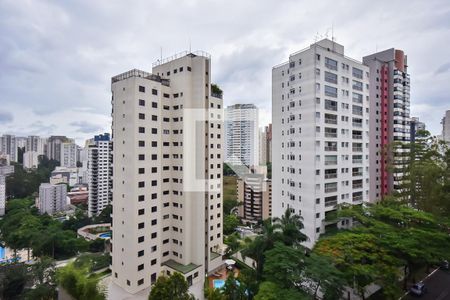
[162, 259, 200, 274]
[111, 69, 170, 86]
[152, 50, 211, 68]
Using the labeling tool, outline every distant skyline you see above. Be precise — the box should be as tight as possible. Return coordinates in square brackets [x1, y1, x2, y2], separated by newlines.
[1, 0, 449, 144]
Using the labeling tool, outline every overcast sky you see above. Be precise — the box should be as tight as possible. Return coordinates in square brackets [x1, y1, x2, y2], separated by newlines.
[1, 0, 449, 145]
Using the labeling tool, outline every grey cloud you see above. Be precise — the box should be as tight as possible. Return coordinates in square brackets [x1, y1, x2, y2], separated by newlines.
[435, 62, 450, 75]
[0, 111, 13, 124]
[70, 121, 102, 134]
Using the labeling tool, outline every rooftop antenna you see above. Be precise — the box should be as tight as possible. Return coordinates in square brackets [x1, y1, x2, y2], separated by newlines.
[160, 47, 163, 62]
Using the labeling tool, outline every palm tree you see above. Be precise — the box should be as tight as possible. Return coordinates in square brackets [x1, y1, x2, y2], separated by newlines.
[273, 208, 308, 247]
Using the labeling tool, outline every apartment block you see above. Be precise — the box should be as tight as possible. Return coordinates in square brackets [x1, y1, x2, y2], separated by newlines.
[259, 128, 267, 165]
[0, 134, 17, 162]
[60, 142, 77, 168]
[237, 168, 272, 224]
[225, 104, 259, 167]
[37, 183, 67, 215]
[442, 110, 450, 143]
[363, 49, 410, 200]
[47, 136, 69, 161]
[23, 151, 39, 169]
[111, 51, 224, 296]
[272, 39, 370, 247]
[410, 117, 426, 143]
[0, 155, 14, 216]
[26, 135, 46, 155]
[88, 133, 112, 217]
[266, 123, 272, 164]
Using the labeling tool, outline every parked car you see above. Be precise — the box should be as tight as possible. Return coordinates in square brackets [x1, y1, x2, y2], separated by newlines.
[441, 260, 449, 270]
[410, 283, 427, 296]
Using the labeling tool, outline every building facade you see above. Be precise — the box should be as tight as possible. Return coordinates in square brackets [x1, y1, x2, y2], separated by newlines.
[0, 134, 17, 162]
[88, 133, 112, 217]
[47, 136, 69, 161]
[272, 39, 370, 247]
[0, 155, 14, 216]
[224, 104, 259, 167]
[442, 110, 450, 143]
[60, 142, 77, 168]
[265, 124, 272, 164]
[237, 169, 272, 224]
[363, 49, 410, 200]
[37, 183, 67, 215]
[259, 128, 267, 166]
[23, 151, 39, 169]
[410, 117, 426, 143]
[111, 51, 224, 295]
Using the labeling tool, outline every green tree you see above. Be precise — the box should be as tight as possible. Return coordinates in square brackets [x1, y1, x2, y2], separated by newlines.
[273, 208, 308, 246]
[224, 233, 241, 256]
[224, 214, 240, 235]
[57, 262, 105, 300]
[148, 272, 195, 300]
[24, 257, 57, 300]
[222, 273, 247, 300]
[0, 264, 29, 300]
[254, 281, 307, 300]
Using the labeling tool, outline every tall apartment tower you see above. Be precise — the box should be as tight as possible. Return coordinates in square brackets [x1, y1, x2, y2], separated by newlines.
[266, 124, 272, 164]
[0, 134, 17, 162]
[259, 128, 267, 165]
[363, 49, 410, 200]
[224, 104, 259, 167]
[272, 39, 370, 247]
[0, 155, 14, 216]
[47, 136, 68, 161]
[60, 142, 77, 168]
[111, 52, 224, 296]
[88, 133, 112, 217]
[442, 110, 450, 142]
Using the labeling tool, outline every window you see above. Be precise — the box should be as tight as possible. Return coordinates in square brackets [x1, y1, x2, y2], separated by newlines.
[352, 67, 363, 79]
[138, 264, 144, 271]
[152, 102, 157, 108]
[138, 250, 144, 257]
[138, 127, 145, 133]
[138, 279, 144, 285]
[324, 85, 337, 97]
[152, 89, 158, 95]
[325, 99, 338, 111]
[138, 181, 145, 188]
[138, 154, 145, 160]
[324, 71, 338, 84]
[138, 140, 145, 147]
[139, 86, 145, 93]
[151, 128, 157, 134]
[138, 222, 144, 229]
[138, 195, 145, 202]
[139, 99, 145, 106]
[138, 209, 145, 215]
[138, 236, 144, 243]
[352, 80, 363, 91]
[325, 57, 338, 70]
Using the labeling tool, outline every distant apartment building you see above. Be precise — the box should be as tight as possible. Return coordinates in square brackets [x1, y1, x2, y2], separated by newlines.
[259, 128, 267, 165]
[272, 39, 370, 247]
[410, 117, 426, 143]
[26, 135, 46, 155]
[23, 151, 39, 169]
[442, 110, 450, 143]
[60, 142, 77, 168]
[265, 124, 272, 164]
[237, 167, 272, 224]
[0, 155, 14, 216]
[0, 134, 17, 162]
[37, 183, 67, 215]
[363, 48, 410, 200]
[16, 137, 27, 149]
[47, 136, 69, 161]
[111, 51, 224, 295]
[50, 167, 79, 186]
[225, 104, 259, 167]
[87, 133, 112, 217]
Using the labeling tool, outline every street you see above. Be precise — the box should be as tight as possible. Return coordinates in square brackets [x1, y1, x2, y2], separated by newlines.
[405, 269, 450, 300]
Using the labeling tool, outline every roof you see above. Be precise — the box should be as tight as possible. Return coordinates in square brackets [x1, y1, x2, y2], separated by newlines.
[162, 259, 200, 274]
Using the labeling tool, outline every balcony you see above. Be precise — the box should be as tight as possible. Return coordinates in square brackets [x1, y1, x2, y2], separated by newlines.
[352, 134, 362, 140]
[325, 118, 337, 124]
[352, 183, 363, 189]
[325, 186, 338, 193]
[352, 147, 363, 152]
[324, 173, 337, 179]
[325, 146, 337, 151]
[352, 172, 363, 177]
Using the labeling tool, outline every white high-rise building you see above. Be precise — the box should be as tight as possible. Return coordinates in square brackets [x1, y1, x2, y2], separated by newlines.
[259, 128, 267, 165]
[88, 133, 112, 217]
[224, 104, 259, 167]
[111, 51, 224, 296]
[442, 110, 450, 143]
[0, 134, 17, 162]
[37, 183, 67, 215]
[0, 155, 14, 216]
[60, 142, 77, 168]
[23, 151, 39, 169]
[272, 39, 370, 247]
[26, 135, 46, 157]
